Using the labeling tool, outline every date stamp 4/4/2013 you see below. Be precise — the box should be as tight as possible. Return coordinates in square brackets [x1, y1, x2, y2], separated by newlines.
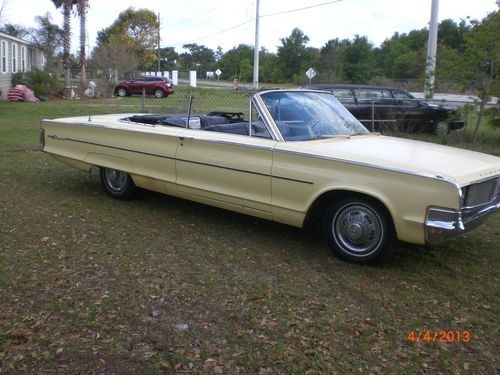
[407, 330, 471, 344]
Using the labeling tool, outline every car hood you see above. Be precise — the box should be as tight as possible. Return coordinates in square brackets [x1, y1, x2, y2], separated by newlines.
[284, 134, 500, 186]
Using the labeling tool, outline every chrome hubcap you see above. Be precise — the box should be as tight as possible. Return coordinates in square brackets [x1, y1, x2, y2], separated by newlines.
[333, 204, 383, 255]
[105, 169, 127, 192]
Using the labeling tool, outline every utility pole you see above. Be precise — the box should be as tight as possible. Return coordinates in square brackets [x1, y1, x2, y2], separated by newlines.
[253, 0, 260, 90]
[424, 0, 439, 99]
[157, 12, 161, 73]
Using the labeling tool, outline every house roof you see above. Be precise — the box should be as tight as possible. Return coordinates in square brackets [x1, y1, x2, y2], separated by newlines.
[0, 31, 35, 46]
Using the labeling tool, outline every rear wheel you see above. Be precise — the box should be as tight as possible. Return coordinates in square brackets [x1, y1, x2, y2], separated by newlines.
[154, 88, 165, 98]
[323, 197, 395, 263]
[116, 87, 128, 97]
[100, 167, 137, 199]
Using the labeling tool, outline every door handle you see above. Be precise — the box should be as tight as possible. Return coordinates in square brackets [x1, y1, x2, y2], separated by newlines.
[178, 136, 193, 146]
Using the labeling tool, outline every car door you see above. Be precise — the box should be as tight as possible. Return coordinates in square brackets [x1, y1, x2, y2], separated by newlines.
[128, 77, 148, 95]
[353, 88, 396, 131]
[391, 90, 426, 132]
[175, 105, 276, 219]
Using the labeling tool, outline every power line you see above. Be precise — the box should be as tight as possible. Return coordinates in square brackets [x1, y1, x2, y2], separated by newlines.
[261, 0, 344, 18]
[168, 18, 254, 47]
[166, 0, 346, 48]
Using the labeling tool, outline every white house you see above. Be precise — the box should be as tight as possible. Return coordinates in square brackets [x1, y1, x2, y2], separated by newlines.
[0, 32, 45, 100]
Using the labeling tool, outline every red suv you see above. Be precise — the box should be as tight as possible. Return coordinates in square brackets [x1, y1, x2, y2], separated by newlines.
[114, 76, 175, 98]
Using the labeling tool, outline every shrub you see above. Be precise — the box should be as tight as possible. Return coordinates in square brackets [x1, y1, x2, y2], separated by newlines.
[10, 69, 61, 97]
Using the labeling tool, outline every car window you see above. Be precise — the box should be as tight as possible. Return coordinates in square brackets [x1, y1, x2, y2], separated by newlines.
[392, 91, 419, 107]
[355, 89, 394, 105]
[331, 89, 355, 104]
[261, 91, 368, 141]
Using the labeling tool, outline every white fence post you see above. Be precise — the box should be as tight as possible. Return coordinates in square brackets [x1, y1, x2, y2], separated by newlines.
[172, 70, 178, 85]
[189, 71, 197, 88]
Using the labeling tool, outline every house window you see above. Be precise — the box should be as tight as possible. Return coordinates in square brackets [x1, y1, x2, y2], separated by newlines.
[29, 48, 34, 69]
[1, 40, 7, 73]
[12, 43, 17, 73]
[21, 45, 26, 72]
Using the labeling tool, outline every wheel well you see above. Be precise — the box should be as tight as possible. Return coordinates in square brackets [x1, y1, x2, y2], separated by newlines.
[304, 190, 395, 232]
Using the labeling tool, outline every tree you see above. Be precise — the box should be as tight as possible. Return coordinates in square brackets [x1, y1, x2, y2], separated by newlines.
[30, 13, 63, 72]
[52, 0, 78, 97]
[338, 35, 376, 83]
[377, 30, 427, 79]
[439, 9, 499, 141]
[318, 38, 347, 82]
[179, 43, 215, 76]
[0, 23, 29, 39]
[438, 19, 470, 51]
[144, 47, 178, 72]
[277, 28, 312, 81]
[91, 34, 138, 97]
[76, 0, 89, 89]
[97, 8, 159, 70]
[218, 44, 254, 81]
[259, 48, 282, 83]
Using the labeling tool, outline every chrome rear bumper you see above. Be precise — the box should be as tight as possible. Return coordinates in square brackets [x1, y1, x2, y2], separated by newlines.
[425, 198, 500, 245]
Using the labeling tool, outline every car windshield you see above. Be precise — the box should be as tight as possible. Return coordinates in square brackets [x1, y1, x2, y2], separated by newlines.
[260, 91, 368, 141]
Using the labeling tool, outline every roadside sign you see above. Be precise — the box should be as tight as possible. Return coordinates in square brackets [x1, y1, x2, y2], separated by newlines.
[215, 69, 222, 76]
[305, 67, 316, 81]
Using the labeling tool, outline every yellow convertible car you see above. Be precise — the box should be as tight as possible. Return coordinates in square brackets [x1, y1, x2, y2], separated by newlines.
[40, 90, 500, 263]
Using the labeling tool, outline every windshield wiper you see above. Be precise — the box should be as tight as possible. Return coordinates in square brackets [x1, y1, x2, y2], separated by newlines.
[350, 131, 380, 136]
[310, 134, 349, 140]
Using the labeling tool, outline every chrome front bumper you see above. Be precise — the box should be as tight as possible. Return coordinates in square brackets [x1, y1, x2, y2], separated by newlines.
[425, 198, 500, 245]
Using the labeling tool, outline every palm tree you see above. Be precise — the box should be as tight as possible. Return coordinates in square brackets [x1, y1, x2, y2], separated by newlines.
[52, 0, 77, 97]
[76, 0, 89, 89]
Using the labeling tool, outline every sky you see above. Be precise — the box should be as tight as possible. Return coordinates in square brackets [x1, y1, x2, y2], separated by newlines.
[1, 0, 498, 54]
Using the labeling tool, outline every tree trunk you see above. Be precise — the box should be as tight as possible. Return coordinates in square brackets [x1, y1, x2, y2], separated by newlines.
[472, 101, 486, 143]
[79, 0, 87, 90]
[63, 0, 71, 98]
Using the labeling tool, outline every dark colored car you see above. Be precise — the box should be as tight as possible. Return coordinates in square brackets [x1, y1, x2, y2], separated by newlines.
[305, 84, 464, 134]
[114, 76, 175, 98]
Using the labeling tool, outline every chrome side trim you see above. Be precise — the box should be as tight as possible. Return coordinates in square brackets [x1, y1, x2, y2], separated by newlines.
[179, 134, 276, 151]
[460, 172, 500, 188]
[43, 120, 184, 137]
[45, 136, 313, 185]
[274, 148, 463, 194]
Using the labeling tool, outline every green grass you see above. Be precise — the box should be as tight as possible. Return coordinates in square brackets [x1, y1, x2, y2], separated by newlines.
[0, 95, 499, 373]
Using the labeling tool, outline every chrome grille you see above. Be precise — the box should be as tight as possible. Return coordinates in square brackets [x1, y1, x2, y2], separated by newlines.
[464, 177, 500, 207]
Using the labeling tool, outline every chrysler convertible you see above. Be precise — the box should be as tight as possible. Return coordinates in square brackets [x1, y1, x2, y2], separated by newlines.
[39, 90, 500, 263]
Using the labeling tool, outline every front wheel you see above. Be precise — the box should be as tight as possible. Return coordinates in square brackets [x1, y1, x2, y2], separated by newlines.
[154, 88, 165, 98]
[435, 121, 449, 136]
[323, 197, 395, 263]
[100, 167, 137, 199]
